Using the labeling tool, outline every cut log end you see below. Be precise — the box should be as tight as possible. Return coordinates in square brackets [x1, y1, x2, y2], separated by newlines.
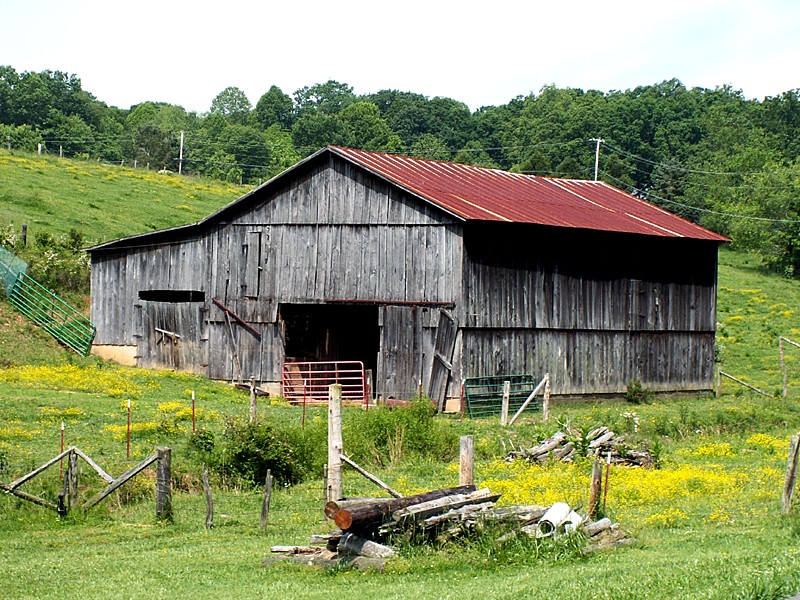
[334, 511, 353, 530]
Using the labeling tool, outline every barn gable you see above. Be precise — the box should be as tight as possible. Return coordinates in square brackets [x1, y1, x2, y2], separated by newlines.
[88, 147, 725, 401]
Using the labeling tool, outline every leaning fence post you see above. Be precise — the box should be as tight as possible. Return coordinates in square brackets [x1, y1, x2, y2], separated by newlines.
[156, 447, 173, 522]
[327, 384, 343, 502]
[782, 433, 800, 515]
[543, 373, 551, 422]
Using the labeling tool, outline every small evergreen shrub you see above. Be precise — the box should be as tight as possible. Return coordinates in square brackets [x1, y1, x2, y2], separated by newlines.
[625, 380, 653, 404]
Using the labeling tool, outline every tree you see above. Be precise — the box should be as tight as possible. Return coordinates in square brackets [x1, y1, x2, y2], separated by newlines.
[293, 80, 355, 116]
[210, 86, 252, 125]
[291, 111, 350, 153]
[410, 134, 449, 161]
[339, 102, 403, 152]
[254, 85, 294, 130]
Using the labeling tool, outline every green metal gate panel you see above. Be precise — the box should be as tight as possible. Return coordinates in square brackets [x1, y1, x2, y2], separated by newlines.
[0, 246, 95, 356]
[464, 374, 540, 418]
[0, 245, 27, 295]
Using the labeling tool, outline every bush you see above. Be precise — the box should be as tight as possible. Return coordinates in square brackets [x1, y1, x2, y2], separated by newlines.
[344, 397, 458, 466]
[189, 418, 325, 488]
[625, 381, 653, 404]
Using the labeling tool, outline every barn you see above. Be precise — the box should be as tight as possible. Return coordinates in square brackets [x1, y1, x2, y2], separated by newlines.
[87, 146, 727, 406]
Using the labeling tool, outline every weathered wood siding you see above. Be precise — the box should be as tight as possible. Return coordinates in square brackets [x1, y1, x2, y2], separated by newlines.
[90, 155, 463, 387]
[90, 237, 210, 345]
[456, 224, 719, 394]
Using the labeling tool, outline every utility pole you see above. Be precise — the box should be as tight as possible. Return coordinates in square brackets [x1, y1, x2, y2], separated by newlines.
[590, 137, 604, 181]
[178, 131, 184, 175]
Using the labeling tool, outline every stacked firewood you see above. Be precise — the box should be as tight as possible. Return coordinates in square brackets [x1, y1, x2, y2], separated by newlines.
[505, 427, 654, 467]
[266, 485, 631, 570]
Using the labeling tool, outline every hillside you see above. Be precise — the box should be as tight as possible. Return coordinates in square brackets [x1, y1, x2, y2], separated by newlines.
[0, 150, 246, 245]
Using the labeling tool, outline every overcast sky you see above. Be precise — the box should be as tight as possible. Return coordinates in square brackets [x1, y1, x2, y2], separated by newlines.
[2, 0, 799, 113]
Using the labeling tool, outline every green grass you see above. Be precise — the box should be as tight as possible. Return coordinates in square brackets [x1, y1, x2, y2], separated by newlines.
[1, 156, 800, 598]
[0, 150, 245, 245]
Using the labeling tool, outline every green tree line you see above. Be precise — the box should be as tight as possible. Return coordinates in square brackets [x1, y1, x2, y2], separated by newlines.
[2, 66, 800, 275]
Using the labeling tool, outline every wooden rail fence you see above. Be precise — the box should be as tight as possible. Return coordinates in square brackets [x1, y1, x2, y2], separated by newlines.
[0, 446, 172, 520]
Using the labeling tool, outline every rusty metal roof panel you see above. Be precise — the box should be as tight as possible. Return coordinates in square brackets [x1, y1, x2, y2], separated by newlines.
[330, 146, 728, 242]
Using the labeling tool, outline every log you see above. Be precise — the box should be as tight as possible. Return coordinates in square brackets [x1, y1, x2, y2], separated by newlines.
[582, 517, 613, 537]
[71, 447, 114, 483]
[0, 480, 58, 511]
[270, 545, 320, 554]
[264, 554, 388, 572]
[330, 484, 477, 531]
[82, 451, 158, 510]
[8, 447, 73, 489]
[391, 488, 498, 523]
[337, 532, 396, 558]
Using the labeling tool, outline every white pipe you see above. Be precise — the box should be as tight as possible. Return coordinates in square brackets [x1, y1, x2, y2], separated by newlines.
[537, 502, 571, 537]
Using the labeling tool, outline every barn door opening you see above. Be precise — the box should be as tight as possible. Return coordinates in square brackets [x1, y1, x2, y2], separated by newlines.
[280, 303, 379, 380]
[429, 309, 458, 412]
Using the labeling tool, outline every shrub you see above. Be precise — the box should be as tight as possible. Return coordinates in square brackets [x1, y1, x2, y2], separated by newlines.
[191, 418, 325, 488]
[625, 380, 653, 404]
[344, 397, 458, 466]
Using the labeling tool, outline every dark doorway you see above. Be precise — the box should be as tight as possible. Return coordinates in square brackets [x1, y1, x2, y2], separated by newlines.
[280, 303, 380, 377]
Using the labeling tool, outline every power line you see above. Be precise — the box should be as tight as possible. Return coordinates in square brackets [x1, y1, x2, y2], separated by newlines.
[601, 171, 800, 224]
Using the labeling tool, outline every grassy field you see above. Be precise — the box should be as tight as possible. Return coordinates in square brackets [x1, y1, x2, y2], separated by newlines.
[1, 153, 800, 599]
[0, 150, 245, 246]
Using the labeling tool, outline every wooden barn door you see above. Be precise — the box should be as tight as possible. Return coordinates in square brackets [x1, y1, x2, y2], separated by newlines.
[378, 306, 423, 399]
[136, 300, 206, 374]
[428, 309, 458, 412]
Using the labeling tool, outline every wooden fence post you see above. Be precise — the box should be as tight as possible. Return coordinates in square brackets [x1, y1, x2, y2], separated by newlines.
[459, 435, 474, 486]
[501, 380, 510, 426]
[782, 433, 800, 515]
[249, 377, 257, 423]
[327, 384, 343, 502]
[260, 469, 274, 530]
[588, 460, 603, 520]
[156, 447, 173, 522]
[543, 373, 551, 422]
[780, 337, 787, 398]
[202, 463, 213, 530]
[68, 450, 79, 510]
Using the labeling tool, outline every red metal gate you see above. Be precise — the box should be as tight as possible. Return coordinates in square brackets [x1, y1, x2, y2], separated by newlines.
[281, 361, 368, 405]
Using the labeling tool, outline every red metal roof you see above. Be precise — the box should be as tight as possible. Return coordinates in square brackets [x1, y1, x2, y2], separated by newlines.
[330, 146, 728, 242]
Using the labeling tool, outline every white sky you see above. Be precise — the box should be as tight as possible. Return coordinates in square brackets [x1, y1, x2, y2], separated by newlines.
[2, 0, 799, 113]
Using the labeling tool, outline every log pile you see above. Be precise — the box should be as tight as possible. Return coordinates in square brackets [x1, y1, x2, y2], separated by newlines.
[266, 485, 632, 571]
[505, 427, 653, 467]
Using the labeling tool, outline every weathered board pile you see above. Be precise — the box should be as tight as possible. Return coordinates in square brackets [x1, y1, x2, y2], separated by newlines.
[505, 428, 654, 467]
[265, 485, 631, 571]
